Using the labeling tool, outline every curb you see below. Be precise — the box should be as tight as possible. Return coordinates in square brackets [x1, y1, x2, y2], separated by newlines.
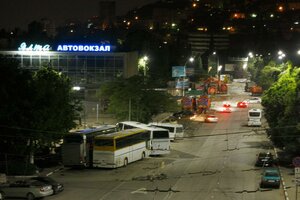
[274, 147, 290, 200]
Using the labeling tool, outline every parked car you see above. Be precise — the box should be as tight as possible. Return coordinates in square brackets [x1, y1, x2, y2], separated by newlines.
[245, 97, 261, 104]
[260, 168, 281, 188]
[0, 179, 53, 200]
[173, 110, 194, 119]
[205, 115, 218, 123]
[237, 101, 248, 108]
[30, 176, 64, 194]
[255, 152, 274, 167]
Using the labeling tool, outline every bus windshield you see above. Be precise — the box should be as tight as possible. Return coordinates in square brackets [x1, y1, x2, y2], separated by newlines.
[95, 139, 114, 147]
[249, 112, 261, 117]
[152, 130, 169, 139]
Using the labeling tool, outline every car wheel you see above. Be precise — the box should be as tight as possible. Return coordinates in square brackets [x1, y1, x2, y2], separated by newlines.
[27, 193, 35, 200]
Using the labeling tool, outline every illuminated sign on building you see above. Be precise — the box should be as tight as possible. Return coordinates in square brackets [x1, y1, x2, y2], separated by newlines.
[56, 44, 111, 52]
[18, 42, 51, 51]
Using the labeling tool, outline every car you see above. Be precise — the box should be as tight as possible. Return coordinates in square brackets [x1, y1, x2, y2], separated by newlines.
[260, 168, 281, 188]
[223, 102, 231, 108]
[255, 152, 274, 167]
[246, 97, 261, 104]
[173, 110, 194, 119]
[0, 179, 53, 200]
[237, 101, 248, 108]
[205, 115, 218, 123]
[30, 176, 64, 194]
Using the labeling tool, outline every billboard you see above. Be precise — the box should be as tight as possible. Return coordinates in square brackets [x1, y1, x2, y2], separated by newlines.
[172, 66, 186, 77]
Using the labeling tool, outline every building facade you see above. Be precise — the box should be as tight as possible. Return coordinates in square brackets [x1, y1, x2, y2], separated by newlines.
[0, 42, 139, 100]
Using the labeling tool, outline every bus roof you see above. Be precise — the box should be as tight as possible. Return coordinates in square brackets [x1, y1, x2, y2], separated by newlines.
[71, 125, 116, 135]
[148, 122, 183, 128]
[95, 128, 145, 139]
[118, 121, 169, 131]
[249, 108, 262, 112]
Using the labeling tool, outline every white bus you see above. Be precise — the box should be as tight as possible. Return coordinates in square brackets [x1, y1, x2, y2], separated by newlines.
[248, 108, 262, 127]
[61, 125, 117, 168]
[116, 121, 170, 155]
[148, 122, 184, 141]
[93, 128, 150, 168]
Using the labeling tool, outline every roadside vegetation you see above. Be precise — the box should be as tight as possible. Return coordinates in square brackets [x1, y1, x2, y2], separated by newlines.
[0, 56, 81, 173]
[248, 57, 300, 154]
[98, 75, 179, 123]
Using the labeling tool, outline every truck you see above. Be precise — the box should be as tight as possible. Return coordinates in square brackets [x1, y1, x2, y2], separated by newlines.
[250, 85, 263, 96]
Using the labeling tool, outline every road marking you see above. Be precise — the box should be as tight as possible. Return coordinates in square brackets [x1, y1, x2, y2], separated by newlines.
[131, 188, 147, 194]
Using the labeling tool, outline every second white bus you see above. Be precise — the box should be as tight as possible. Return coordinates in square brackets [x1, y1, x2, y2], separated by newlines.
[248, 108, 262, 127]
[116, 121, 170, 155]
[148, 122, 184, 140]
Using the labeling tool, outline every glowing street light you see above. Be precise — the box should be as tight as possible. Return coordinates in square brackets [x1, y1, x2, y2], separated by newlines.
[138, 56, 149, 76]
[278, 50, 286, 60]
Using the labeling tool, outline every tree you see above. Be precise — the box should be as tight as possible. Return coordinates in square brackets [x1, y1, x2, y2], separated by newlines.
[99, 75, 178, 123]
[262, 64, 300, 153]
[0, 57, 81, 163]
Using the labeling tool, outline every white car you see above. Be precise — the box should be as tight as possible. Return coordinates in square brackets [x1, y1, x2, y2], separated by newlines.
[0, 179, 53, 200]
[246, 97, 261, 104]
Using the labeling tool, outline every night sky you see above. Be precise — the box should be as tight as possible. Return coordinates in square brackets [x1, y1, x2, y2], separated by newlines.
[0, 0, 158, 30]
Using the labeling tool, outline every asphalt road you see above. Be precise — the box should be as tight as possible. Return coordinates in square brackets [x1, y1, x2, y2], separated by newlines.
[47, 82, 285, 200]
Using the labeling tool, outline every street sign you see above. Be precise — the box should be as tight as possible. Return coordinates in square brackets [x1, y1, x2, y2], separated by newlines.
[293, 157, 300, 167]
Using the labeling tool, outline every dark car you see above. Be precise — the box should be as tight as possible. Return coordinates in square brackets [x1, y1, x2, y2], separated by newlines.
[255, 152, 274, 167]
[173, 110, 194, 119]
[30, 176, 63, 194]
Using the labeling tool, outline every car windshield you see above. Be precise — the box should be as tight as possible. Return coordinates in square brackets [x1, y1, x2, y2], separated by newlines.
[265, 172, 279, 177]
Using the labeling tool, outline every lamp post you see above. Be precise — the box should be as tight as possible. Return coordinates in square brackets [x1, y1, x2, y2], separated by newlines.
[182, 57, 194, 96]
[212, 51, 219, 77]
[138, 56, 149, 76]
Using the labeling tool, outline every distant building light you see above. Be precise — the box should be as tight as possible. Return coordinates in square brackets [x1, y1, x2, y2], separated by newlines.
[278, 6, 284, 12]
[251, 13, 257, 18]
[72, 86, 81, 91]
[295, 21, 299, 25]
[135, 16, 139, 20]
[270, 14, 274, 18]
[171, 23, 176, 27]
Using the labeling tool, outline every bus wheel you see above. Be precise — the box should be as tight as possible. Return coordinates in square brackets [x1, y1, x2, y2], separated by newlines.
[124, 158, 128, 167]
[141, 152, 145, 160]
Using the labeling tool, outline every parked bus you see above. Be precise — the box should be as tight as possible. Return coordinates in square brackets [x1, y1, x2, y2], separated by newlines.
[248, 108, 262, 127]
[116, 121, 170, 155]
[93, 128, 150, 168]
[148, 122, 184, 141]
[61, 125, 117, 168]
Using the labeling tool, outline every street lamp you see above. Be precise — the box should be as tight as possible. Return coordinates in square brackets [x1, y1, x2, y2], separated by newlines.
[278, 50, 286, 60]
[138, 56, 149, 76]
[182, 57, 194, 96]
